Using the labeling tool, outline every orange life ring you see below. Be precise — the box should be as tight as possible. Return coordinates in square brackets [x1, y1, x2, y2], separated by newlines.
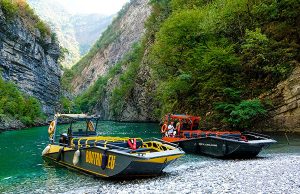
[48, 121, 56, 136]
[161, 124, 168, 133]
[87, 121, 95, 131]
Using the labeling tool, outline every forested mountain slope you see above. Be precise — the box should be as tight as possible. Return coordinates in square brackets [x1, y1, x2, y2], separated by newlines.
[66, 0, 299, 131]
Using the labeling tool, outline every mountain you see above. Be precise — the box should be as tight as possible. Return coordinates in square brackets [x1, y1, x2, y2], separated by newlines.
[27, 0, 113, 68]
[0, 0, 61, 129]
[65, 0, 300, 132]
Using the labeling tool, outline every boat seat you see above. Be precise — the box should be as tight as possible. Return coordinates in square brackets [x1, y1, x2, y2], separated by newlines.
[184, 132, 191, 138]
[207, 133, 216, 137]
[192, 133, 198, 138]
[94, 141, 143, 150]
[221, 134, 241, 139]
[72, 139, 143, 150]
[122, 148, 152, 153]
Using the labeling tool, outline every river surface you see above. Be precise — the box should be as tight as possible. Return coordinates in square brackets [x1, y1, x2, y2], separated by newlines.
[0, 122, 299, 194]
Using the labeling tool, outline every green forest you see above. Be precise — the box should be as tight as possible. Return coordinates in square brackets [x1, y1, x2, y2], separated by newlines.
[69, 0, 299, 129]
[0, 76, 44, 125]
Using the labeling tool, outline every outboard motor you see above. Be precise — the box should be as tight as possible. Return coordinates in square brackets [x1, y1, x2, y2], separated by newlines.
[59, 133, 69, 146]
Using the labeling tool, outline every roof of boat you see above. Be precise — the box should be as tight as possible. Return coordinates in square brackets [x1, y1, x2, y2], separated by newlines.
[54, 113, 100, 120]
[166, 114, 201, 120]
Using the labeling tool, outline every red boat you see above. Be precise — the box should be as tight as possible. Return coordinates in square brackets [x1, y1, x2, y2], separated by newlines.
[161, 114, 276, 158]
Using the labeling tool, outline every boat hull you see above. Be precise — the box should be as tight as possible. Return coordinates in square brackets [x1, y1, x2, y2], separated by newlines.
[163, 137, 276, 158]
[43, 145, 182, 178]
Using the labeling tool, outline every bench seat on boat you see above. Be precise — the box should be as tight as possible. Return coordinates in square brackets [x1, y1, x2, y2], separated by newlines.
[220, 134, 241, 139]
[72, 139, 143, 149]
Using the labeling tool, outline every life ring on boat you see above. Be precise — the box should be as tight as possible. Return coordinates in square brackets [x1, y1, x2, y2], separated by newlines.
[87, 121, 95, 131]
[48, 121, 56, 136]
[128, 138, 137, 150]
[161, 124, 168, 133]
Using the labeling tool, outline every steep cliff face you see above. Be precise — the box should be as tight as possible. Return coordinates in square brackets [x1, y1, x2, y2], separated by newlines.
[260, 66, 300, 133]
[0, 6, 61, 115]
[71, 0, 151, 94]
[95, 48, 158, 121]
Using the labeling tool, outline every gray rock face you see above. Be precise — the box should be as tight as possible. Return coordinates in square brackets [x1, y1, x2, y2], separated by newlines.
[71, 0, 152, 94]
[259, 66, 300, 132]
[0, 8, 61, 115]
[95, 53, 158, 121]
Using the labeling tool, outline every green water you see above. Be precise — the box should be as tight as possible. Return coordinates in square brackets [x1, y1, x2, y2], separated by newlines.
[0, 122, 160, 191]
[0, 122, 299, 193]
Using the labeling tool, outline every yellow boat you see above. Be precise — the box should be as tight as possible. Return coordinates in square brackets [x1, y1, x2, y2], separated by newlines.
[42, 114, 184, 178]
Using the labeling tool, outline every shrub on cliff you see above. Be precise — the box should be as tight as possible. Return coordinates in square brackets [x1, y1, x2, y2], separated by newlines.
[214, 88, 267, 129]
[0, 77, 43, 126]
[149, 0, 299, 128]
[0, 0, 51, 39]
[0, 0, 18, 20]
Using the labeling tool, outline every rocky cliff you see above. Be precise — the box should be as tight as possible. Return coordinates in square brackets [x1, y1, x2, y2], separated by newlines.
[71, 0, 151, 94]
[260, 66, 300, 133]
[0, 5, 61, 116]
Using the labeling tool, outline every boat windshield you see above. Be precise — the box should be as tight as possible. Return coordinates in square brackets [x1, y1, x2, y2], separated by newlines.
[66, 119, 98, 137]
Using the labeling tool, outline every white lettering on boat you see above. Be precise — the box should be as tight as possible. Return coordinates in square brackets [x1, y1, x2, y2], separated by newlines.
[198, 143, 218, 147]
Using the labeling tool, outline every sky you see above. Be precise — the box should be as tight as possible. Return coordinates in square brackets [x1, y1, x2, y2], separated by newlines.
[56, 0, 130, 15]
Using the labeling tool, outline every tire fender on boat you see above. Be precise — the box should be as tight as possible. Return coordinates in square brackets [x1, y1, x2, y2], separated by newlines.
[101, 151, 108, 170]
[73, 150, 80, 166]
[42, 145, 51, 156]
[56, 147, 64, 162]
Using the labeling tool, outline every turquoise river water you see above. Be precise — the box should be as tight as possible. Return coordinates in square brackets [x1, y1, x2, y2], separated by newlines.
[0, 122, 299, 193]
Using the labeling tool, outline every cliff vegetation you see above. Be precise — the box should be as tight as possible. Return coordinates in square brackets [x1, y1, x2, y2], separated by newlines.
[0, 76, 43, 127]
[0, 0, 51, 39]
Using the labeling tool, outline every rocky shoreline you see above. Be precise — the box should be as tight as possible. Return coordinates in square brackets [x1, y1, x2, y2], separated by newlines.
[0, 115, 49, 132]
[78, 153, 300, 194]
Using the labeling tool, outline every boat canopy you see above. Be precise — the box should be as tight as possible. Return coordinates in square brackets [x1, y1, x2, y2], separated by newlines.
[165, 114, 201, 122]
[54, 113, 100, 120]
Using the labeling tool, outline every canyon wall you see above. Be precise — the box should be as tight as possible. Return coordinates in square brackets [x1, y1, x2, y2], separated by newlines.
[0, 6, 61, 116]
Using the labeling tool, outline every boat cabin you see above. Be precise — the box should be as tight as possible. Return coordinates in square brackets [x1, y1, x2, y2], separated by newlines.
[49, 114, 100, 146]
[161, 114, 241, 139]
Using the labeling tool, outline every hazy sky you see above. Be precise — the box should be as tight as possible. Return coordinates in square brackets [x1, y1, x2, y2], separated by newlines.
[57, 0, 130, 15]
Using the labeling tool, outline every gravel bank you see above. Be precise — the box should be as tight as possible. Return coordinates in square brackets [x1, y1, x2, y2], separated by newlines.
[69, 154, 300, 194]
